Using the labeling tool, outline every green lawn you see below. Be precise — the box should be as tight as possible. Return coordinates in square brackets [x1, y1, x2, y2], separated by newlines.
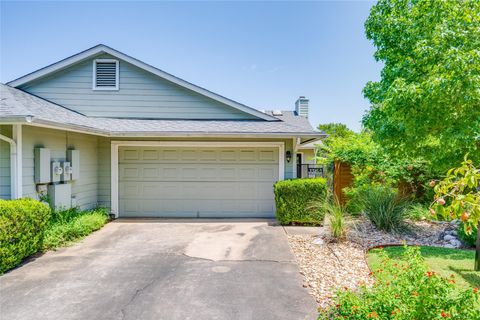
[367, 246, 479, 290]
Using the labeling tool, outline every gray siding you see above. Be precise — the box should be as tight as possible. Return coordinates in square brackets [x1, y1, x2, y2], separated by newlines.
[20, 54, 258, 120]
[22, 126, 99, 210]
[0, 125, 12, 199]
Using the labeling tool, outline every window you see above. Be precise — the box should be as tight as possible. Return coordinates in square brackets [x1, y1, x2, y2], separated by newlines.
[93, 59, 119, 90]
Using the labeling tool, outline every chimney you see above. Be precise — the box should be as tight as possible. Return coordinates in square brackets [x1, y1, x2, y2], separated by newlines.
[295, 96, 309, 118]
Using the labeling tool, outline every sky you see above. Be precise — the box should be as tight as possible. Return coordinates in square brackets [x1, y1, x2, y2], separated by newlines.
[0, 1, 382, 131]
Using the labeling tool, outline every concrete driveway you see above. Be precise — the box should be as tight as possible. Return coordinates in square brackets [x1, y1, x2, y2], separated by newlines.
[0, 220, 317, 320]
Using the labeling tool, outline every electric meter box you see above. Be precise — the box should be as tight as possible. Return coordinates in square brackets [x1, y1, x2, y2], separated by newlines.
[61, 162, 72, 181]
[34, 148, 51, 183]
[51, 161, 62, 183]
[66, 150, 80, 180]
[47, 183, 72, 210]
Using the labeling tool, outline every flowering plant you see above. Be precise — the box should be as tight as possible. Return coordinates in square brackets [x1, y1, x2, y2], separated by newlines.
[318, 246, 479, 319]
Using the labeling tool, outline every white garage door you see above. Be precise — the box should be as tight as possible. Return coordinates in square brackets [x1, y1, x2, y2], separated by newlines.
[118, 146, 279, 218]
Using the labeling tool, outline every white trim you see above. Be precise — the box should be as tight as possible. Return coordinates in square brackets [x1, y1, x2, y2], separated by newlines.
[292, 138, 297, 179]
[0, 132, 17, 199]
[92, 59, 119, 91]
[14, 125, 22, 198]
[110, 143, 119, 215]
[7, 44, 277, 121]
[109, 140, 285, 217]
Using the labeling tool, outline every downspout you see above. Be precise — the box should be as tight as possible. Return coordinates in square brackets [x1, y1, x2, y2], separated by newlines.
[13, 125, 22, 199]
[0, 130, 18, 199]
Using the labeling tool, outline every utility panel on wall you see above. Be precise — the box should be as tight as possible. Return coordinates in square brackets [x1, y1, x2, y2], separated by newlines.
[67, 150, 80, 180]
[48, 183, 72, 210]
[51, 161, 62, 183]
[34, 148, 51, 183]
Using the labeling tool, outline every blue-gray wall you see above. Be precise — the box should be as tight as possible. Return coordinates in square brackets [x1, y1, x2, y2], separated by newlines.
[19, 54, 258, 120]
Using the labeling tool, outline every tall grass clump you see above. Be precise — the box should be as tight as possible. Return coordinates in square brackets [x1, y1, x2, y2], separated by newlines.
[43, 207, 109, 250]
[322, 200, 348, 241]
[358, 185, 409, 232]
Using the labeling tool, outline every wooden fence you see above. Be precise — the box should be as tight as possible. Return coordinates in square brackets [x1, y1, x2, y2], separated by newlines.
[333, 160, 354, 206]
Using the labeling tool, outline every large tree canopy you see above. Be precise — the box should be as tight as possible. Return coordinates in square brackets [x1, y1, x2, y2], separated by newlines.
[363, 0, 480, 173]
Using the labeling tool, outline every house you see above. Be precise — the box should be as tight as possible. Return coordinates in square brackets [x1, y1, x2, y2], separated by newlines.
[0, 44, 325, 218]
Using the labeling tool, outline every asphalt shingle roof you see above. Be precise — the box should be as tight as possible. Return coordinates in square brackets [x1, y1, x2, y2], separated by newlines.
[0, 84, 324, 137]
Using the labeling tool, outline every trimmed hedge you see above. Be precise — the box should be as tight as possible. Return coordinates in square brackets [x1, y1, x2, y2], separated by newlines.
[274, 178, 327, 225]
[0, 198, 51, 273]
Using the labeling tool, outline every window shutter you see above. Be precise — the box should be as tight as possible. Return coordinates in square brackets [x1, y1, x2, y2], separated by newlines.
[95, 61, 118, 88]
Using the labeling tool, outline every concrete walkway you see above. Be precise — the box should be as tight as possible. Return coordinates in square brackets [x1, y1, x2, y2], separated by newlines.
[0, 220, 317, 320]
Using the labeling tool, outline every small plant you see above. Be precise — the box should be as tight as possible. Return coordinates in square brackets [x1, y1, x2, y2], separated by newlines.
[405, 203, 429, 221]
[457, 222, 477, 248]
[322, 200, 348, 241]
[430, 156, 480, 270]
[358, 184, 409, 232]
[319, 246, 480, 320]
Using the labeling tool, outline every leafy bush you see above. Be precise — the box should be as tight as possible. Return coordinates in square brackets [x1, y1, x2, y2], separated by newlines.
[0, 198, 51, 273]
[274, 178, 327, 225]
[319, 246, 480, 320]
[458, 222, 477, 248]
[358, 185, 409, 232]
[43, 208, 109, 250]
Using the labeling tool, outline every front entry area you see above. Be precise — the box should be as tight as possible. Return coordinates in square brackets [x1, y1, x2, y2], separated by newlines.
[118, 144, 281, 218]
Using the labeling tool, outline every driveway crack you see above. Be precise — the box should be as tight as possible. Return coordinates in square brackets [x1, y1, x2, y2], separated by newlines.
[120, 277, 157, 320]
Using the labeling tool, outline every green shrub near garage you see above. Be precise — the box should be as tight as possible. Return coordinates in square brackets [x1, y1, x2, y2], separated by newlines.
[0, 198, 51, 274]
[274, 178, 327, 225]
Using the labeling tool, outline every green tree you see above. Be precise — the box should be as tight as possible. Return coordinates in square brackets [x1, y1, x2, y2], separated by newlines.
[317, 123, 353, 139]
[363, 0, 480, 173]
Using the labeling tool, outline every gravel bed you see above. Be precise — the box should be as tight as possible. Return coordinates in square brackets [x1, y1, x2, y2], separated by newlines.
[287, 218, 465, 308]
[348, 218, 463, 249]
[287, 234, 372, 308]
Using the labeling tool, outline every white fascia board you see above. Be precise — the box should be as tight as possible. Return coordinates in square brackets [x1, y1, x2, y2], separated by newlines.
[7, 44, 277, 121]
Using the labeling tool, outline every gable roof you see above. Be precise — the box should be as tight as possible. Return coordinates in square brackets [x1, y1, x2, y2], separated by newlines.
[0, 84, 326, 140]
[7, 44, 278, 121]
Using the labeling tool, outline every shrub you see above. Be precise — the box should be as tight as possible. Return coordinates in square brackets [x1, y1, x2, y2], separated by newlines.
[319, 246, 480, 320]
[274, 178, 327, 225]
[358, 185, 409, 232]
[458, 222, 477, 247]
[0, 198, 51, 273]
[43, 208, 108, 250]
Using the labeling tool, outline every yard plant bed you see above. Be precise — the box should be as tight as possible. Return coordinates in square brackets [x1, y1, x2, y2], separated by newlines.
[368, 246, 479, 291]
[43, 208, 109, 250]
[287, 217, 476, 309]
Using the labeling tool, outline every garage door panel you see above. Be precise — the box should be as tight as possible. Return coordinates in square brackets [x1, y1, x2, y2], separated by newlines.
[120, 147, 279, 164]
[120, 164, 278, 182]
[120, 181, 273, 200]
[118, 146, 279, 218]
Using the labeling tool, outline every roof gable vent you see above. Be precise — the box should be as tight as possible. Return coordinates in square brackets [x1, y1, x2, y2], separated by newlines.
[93, 59, 119, 90]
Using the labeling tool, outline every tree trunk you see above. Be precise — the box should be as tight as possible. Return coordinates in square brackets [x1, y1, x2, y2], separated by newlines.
[476, 220, 480, 271]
